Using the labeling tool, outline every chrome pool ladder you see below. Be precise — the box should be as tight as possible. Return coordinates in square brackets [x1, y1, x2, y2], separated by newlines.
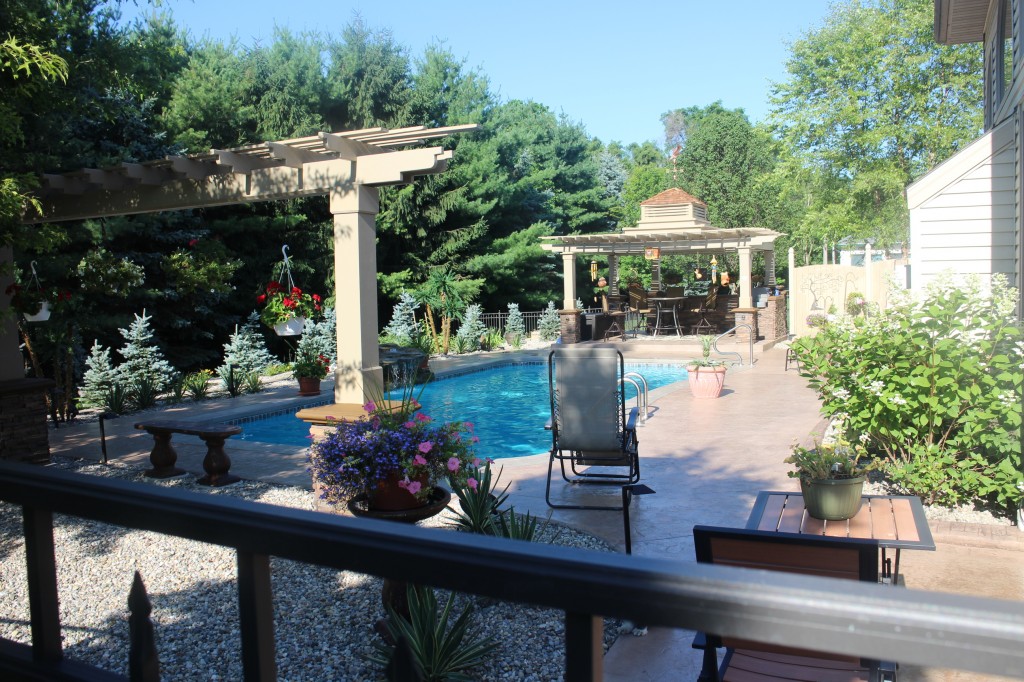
[621, 372, 650, 425]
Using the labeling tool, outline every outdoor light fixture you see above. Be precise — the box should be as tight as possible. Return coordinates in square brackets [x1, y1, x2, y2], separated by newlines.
[694, 267, 703, 280]
[710, 255, 718, 284]
[644, 247, 660, 260]
[590, 260, 598, 281]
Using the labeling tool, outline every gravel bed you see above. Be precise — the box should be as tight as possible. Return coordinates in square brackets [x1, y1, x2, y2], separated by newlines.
[863, 478, 1014, 526]
[0, 457, 622, 681]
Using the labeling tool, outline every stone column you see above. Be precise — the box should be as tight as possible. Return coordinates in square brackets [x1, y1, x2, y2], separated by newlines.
[608, 254, 619, 297]
[738, 247, 753, 309]
[561, 253, 577, 310]
[330, 184, 383, 405]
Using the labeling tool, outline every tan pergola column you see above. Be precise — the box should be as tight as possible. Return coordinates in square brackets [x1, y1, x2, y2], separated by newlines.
[738, 247, 753, 308]
[608, 254, 619, 296]
[561, 253, 577, 310]
[331, 184, 383, 404]
[764, 249, 776, 286]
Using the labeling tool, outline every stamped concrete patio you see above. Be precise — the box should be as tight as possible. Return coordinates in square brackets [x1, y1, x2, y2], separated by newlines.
[46, 344, 1023, 681]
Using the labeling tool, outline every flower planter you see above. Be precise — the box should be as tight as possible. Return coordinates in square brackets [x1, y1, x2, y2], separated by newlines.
[800, 475, 865, 521]
[368, 473, 431, 511]
[24, 302, 51, 322]
[687, 364, 726, 399]
[273, 316, 306, 336]
[296, 377, 321, 396]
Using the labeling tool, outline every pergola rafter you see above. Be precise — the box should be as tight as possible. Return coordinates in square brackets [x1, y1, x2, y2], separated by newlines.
[12, 123, 480, 405]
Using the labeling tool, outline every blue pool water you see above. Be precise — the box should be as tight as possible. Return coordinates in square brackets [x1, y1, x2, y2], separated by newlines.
[237, 362, 687, 458]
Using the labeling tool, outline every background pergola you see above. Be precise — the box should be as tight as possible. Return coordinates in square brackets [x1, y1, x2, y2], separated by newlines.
[542, 188, 781, 309]
[5, 124, 478, 405]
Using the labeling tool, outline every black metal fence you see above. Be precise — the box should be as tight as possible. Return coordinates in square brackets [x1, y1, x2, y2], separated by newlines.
[1, 461, 1022, 682]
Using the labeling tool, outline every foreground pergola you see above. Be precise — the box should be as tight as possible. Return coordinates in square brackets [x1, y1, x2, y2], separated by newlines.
[541, 188, 781, 309]
[9, 125, 478, 404]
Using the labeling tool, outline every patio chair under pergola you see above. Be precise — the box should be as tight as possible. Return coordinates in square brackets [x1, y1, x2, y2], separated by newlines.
[541, 188, 781, 311]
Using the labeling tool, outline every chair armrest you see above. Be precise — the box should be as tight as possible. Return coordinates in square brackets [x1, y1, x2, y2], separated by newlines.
[544, 418, 552, 431]
[625, 407, 639, 431]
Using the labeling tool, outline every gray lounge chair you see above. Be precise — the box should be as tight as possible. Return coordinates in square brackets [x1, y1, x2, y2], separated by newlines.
[545, 348, 640, 510]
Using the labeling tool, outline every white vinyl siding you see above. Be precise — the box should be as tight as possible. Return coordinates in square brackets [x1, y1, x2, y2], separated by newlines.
[908, 118, 1017, 288]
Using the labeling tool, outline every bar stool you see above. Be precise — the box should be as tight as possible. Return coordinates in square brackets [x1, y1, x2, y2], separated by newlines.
[652, 299, 680, 336]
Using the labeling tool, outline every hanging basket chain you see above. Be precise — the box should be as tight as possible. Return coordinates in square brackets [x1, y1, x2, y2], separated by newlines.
[276, 244, 297, 291]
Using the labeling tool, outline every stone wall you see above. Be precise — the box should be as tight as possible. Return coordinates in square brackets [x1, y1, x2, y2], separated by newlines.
[0, 379, 54, 464]
[756, 294, 789, 342]
[558, 310, 581, 344]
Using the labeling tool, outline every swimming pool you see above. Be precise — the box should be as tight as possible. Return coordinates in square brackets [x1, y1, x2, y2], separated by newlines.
[236, 362, 688, 458]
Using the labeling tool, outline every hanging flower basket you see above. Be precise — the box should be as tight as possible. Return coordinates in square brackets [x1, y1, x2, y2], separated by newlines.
[273, 316, 307, 336]
[23, 301, 51, 323]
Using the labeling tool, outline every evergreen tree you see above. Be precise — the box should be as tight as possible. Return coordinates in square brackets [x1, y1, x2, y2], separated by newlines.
[79, 341, 118, 409]
[117, 310, 175, 391]
[455, 303, 487, 351]
[297, 307, 337, 365]
[505, 303, 526, 348]
[538, 302, 561, 341]
[382, 292, 421, 346]
[219, 311, 275, 377]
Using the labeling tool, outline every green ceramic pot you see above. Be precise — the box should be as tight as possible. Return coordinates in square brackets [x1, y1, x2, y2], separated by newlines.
[800, 475, 865, 521]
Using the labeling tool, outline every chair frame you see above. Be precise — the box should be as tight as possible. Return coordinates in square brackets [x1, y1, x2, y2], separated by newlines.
[545, 348, 640, 510]
[692, 525, 896, 682]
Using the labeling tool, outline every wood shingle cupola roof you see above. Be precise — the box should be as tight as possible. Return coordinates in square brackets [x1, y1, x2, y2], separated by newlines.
[633, 186, 710, 230]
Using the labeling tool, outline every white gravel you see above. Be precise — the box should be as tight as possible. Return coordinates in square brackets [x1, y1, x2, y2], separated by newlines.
[0, 457, 621, 681]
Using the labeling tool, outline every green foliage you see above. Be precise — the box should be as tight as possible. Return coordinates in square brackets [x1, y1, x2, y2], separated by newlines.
[131, 375, 159, 410]
[103, 383, 130, 415]
[785, 435, 873, 480]
[291, 347, 330, 380]
[505, 303, 525, 348]
[296, 308, 337, 366]
[448, 463, 508, 535]
[219, 312, 275, 378]
[455, 304, 487, 352]
[116, 311, 175, 393]
[769, 0, 984, 249]
[183, 370, 214, 401]
[243, 371, 264, 394]
[494, 508, 539, 542]
[219, 364, 245, 397]
[689, 334, 722, 368]
[538, 302, 561, 341]
[383, 292, 422, 346]
[80, 341, 118, 409]
[793, 275, 1022, 512]
[166, 373, 187, 404]
[76, 249, 145, 297]
[369, 585, 498, 682]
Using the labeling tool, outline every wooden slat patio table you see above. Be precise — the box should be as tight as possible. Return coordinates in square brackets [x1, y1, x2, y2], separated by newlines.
[746, 491, 936, 585]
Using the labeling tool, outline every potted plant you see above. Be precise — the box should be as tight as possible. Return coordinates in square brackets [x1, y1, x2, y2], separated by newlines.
[308, 393, 480, 512]
[785, 435, 873, 521]
[292, 348, 330, 396]
[687, 335, 726, 399]
[256, 281, 321, 335]
[5, 283, 71, 322]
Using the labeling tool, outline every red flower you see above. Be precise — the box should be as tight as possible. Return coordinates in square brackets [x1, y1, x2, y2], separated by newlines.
[5, 283, 19, 295]
[59, 290, 72, 302]
[188, 238, 199, 247]
[312, 294, 322, 303]
[291, 286, 302, 296]
[256, 294, 267, 304]
[282, 297, 296, 309]
[266, 282, 283, 294]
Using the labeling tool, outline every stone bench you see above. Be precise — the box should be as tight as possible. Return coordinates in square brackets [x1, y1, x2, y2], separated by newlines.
[134, 419, 243, 487]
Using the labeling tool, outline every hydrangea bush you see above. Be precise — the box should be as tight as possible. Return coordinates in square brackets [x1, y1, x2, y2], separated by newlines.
[793, 275, 1022, 514]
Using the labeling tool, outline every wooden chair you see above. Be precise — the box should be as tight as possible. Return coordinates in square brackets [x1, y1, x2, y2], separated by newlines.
[600, 294, 627, 341]
[692, 525, 896, 682]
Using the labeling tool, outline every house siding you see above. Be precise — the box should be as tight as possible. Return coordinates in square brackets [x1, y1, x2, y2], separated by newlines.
[908, 119, 1017, 288]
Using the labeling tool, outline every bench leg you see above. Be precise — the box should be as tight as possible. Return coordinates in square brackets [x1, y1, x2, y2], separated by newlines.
[144, 431, 186, 479]
[196, 435, 240, 487]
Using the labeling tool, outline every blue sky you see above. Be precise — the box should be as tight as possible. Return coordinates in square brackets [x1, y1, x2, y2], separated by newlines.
[119, 1, 833, 147]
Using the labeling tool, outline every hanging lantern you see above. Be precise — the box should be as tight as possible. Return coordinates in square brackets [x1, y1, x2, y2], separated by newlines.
[590, 260, 598, 281]
[694, 267, 703, 280]
[644, 247, 660, 260]
[710, 255, 718, 285]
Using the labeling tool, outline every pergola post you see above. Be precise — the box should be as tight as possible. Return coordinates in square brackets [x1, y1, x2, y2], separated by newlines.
[738, 247, 753, 308]
[331, 184, 383, 404]
[608, 254, 619, 297]
[561, 253, 577, 310]
[764, 249, 776, 286]
[788, 247, 796, 335]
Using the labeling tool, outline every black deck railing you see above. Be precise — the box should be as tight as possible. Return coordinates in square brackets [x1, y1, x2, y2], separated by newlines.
[1, 461, 1022, 681]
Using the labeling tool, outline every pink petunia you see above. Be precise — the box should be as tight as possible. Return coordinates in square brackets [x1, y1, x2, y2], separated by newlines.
[404, 421, 416, 429]
[406, 480, 422, 495]
[472, 458, 482, 467]
[363, 401, 376, 413]
[415, 412, 431, 422]
[467, 477, 478, 491]
[418, 442, 433, 454]
[397, 477, 411, 490]
[447, 457, 460, 472]
[464, 421, 475, 432]
[413, 454, 427, 466]
[471, 436, 480, 443]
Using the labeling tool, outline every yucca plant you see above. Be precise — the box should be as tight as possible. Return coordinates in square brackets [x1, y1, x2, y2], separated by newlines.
[103, 383, 129, 415]
[448, 463, 507, 535]
[183, 370, 213, 401]
[243, 371, 263, 394]
[369, 585, 497, 681]
[495, 508, 539, 542]
[165, 373, 186, 404]
[220, 364, 244, 397]
[131, 376, 159, 410]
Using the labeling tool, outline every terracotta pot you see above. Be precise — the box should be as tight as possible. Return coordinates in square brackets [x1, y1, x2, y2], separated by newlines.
[273, 316, 306, 336]
[800, 475, 866, 521]
[297, 376, 321, 396]
[687, 364, 726, 399]
[369, 472, 431, 511]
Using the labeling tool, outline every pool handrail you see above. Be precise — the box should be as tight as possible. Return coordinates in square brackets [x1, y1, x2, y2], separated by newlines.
[712, 324, 753, 366]
[621, 372, 649, 424]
